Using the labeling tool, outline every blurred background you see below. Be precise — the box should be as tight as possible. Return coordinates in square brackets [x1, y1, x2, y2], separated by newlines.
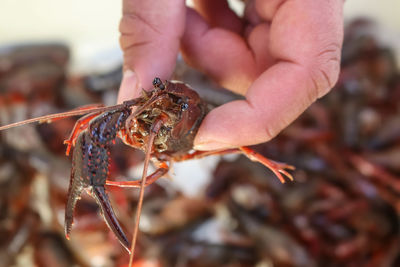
[2, 0, 400, 73]
[0, 0, 399, 266]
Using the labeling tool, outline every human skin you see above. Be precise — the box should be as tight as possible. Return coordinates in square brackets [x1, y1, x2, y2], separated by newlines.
[118, 0, 344, 151]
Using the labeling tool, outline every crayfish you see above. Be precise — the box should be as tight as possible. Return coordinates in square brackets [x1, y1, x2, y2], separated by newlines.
[0, 78, 294, 263]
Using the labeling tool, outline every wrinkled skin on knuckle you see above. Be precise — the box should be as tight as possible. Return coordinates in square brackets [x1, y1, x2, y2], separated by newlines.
[119, 1, 185, 47]
[309, 0, 344, 98]
[119, 13, 160, 51]
[308, 42, 342, 100]
[263, 123, 277, 143]
[267, 0, 344, 101]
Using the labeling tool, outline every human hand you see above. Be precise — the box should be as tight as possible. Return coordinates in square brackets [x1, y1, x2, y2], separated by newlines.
[118, 0, 344, 151]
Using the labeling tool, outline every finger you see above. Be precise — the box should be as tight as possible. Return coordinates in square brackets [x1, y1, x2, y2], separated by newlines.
[254, 0, 287, 21]
[194, 63, 322, 149]
[266, 0, 343, 95]
[118, 70, 141, 102]
[194, 0, 344, 150]
[193, 0, 243, 33]
[181, 8, 259, 95]
[247, 23, 275, 73]
[118, 0, 185, 103]
[243, 0, 263, 27]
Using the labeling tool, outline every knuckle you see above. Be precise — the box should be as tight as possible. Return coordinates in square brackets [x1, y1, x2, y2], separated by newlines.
[119, 12, 160, 36]
[119, 13, 159, 52]
[264, 125, 276, 142]
[309, 43, 342, 98]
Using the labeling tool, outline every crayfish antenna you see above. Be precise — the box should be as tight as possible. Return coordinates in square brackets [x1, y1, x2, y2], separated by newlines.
[128, 118, 164, 266]
[0, 102, 145, 131]
[0, 106, 110, 131]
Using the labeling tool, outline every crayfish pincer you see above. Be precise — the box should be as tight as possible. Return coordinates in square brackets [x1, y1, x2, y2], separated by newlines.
[0, 78, 294, 262]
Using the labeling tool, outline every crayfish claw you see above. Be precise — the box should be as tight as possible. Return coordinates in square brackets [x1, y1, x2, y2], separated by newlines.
[92, 186, 131, 253]
[65, 184, 83, 240]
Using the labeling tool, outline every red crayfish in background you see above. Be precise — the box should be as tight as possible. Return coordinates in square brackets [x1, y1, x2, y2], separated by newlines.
[0, 77, 294, 265]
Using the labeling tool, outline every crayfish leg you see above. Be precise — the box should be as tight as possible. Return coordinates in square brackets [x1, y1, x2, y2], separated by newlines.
[172, 147, 295, 183]
[239, 146, 295, 183]
[42, 104, 104, 124]
[64, 112, 102, 156]
[106, 162, 169, 188]
[92, 186, 131, 252]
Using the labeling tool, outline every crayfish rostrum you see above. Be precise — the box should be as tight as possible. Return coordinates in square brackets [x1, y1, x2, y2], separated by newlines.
[0, 78, 294, 261]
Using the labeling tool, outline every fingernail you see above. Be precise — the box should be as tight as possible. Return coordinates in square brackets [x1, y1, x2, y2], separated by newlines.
[194, 141, 232, 151]
[123, 69, 135, 78]
[118, 70, 139, 103]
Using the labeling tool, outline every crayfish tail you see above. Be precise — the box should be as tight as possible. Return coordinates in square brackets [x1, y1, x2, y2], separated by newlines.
[93, 186, 131, 253]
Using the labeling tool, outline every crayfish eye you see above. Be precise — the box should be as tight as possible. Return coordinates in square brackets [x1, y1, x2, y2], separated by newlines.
[181, 103, 189, 111]
[152, 77, 162, 87]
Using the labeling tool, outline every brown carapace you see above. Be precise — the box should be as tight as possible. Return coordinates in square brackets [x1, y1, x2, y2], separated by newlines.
[0, 78, 294, 265]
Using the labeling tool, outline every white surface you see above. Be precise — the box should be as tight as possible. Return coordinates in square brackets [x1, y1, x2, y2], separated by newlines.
[0, 0, 122, 74]
[170, 155, 221, 197]
[344, 0, 400, 31]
